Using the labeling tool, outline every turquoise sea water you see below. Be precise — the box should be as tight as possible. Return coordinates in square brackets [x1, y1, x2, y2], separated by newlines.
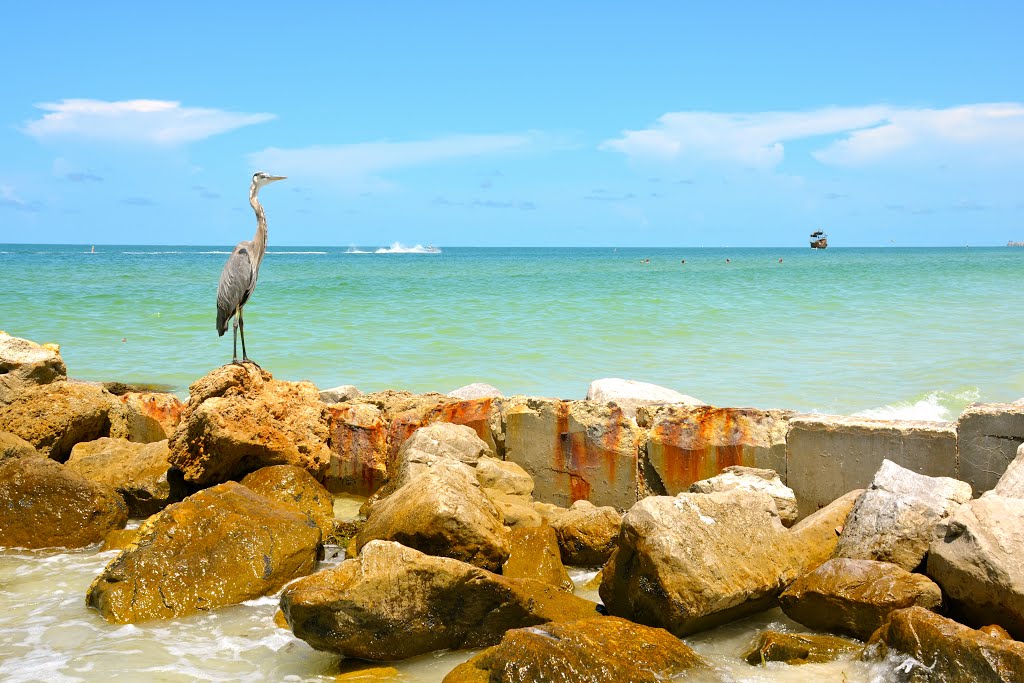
[1, 244, 1022, 418]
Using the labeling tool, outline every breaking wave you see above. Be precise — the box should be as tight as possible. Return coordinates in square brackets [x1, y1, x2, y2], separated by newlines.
[854, 388, 981, 422]
[374, 242, 441, 254]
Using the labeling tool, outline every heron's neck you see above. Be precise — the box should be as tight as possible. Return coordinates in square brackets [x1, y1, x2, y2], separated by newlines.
[249, 184, 268, 269]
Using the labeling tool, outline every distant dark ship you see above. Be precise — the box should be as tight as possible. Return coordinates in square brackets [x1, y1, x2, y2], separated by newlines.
[810, 230, 828, 249]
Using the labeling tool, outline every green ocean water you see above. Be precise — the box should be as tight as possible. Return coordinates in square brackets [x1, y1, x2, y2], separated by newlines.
[2, 244, 1021, 418]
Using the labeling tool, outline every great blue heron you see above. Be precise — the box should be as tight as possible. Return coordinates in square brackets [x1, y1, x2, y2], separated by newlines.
[216, 171, 286, 363]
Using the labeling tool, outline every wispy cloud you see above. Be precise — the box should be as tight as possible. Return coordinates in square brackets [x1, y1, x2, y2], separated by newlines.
[66, 171, 104, 183]
[191, 185, 221, 200]
[602, 104, 1024, 168]
[23, 99, 275, 144]
[0, 185, 42, 212]
[121, 196, 157, 206]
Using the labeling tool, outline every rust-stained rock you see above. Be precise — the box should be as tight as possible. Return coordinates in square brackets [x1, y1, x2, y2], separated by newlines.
[0, 381, 115, 461]
[168, 364, 332, 485]
[325, 403, 387, 495]
[780, 557, 942, 639]
[280, 540, 600, 660]
[109, 391, 184, 443]
[600, 490, 803, 636]
[0, 455, 127, 549]
[87, 481, 322, 623]
[66, 438, 186, 517]
[355, 459, 510, 571]
[690, 465, 798, 527]
[385, 395, 505, 466]
[504, 397, 639, 510]
[743, 630, 862, 665]
[641, 405, 792, 498]
[789, 489, 864, 573]
[0, 430, 39, 461]
[502, 525, 573, 591]
[241, 464, 336, 539]
[549, 499, 622, 566]
[0, 332, 66, 405]
[443, 616, 708, 683]
[864, 606, 1024, 682]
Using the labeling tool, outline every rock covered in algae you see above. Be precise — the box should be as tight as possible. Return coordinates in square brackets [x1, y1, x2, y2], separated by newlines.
[502, 525, 574, 591]
[241, 464, 336, 539]
[549, 499, 622, 566]
[743, 630, 862, 665]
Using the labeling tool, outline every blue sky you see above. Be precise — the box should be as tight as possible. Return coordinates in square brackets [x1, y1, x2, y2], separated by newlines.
[1, 2, 1022, 247]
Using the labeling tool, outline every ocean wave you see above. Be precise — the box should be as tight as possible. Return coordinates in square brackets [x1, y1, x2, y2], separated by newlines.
[855, 388, 980, 422]
[374, 242, 441, 254]
[196, 251, 232, 254]
[266, 251, 327, 255]
[345, 247, 371, 254]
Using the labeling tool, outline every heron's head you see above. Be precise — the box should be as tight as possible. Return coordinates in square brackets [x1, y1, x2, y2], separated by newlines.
[251, 171, 286, 191]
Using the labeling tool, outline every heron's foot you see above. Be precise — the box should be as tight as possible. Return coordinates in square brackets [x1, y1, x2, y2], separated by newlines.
[241, 357, 262, 369]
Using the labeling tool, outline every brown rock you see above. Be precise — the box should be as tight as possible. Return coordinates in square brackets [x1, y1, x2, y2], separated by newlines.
[475, 456, 533, 497]
[87, 481, 322, 623]
[743, 630, 862, 665]
[66, 438, 186, 517]
[325, 403, 387, 495]
[0, 381, 115, 461]
[241, 464, 336, 539]
[109, 391, 184, 443]
[0, 332, 66, 405]
[101, 528, 139, 551]
[780, 557, 942, 639]
[788, 489, 864, 573]
[549, 499, 622, 566]
[981, 624, 1014, 641]
[336, 665, 401, 681]
[485, 490, 543, 528]
[443, 616, 708, 683]
[689, 465, 798, 527]
[502, 526, 573, 591]
[279, 540, 600, 660]
[864, 606, 1024, 682]
[168, 364, 332, 485]
[381, 395, 505, 466]
[0, 431, 39, 461]
[0, 455, 127, 549]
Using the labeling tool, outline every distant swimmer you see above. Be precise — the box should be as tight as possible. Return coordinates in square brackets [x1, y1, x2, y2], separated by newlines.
[725, 258, 730, 263]
[778, 258, 783, 263]
[121, 337, 127, 343]
[681, 259, 685, 264]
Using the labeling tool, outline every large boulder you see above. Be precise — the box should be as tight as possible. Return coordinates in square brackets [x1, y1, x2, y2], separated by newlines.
[168, 364, 332, 485]
[586, 377, 704, 419]
[864, 606, 1024, 682]
[355, 459, 511, 571]
[0, 333, 66, 405]
[475, 455, 533, 497]
[502, 525, 573, 591]
[0, 431, 39, 461]
[108, 391, 184, 443]
[319, 384, 362, 404]
[600, 490, 804, 635]
[779, 557, 943, 639]
[444, 616, 708, 683]
[66, 438, 186, 517]
[743, 630, 862, 666]
[0, 381, 115, 461]
[689, 465, 798, 527]
[240, 464, 336, 539]
[87, 481, 322, 623]
[833, 459, 972, 571]
[280, 540, 600, 660]
[549, 499, 622, 566]
[788, 489, 864, 572]
[992, 442, 1024, 498]
[0, 455, 127, 549]
[386, 422, 490, 492]
[447, 383, 504, 400]
[927, 494, 1024, 639]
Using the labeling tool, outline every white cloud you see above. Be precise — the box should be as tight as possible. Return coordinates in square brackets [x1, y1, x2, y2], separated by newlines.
[23, 99, 275, 144]
[0, 185, 41, 212]
[602, 104, 1024, 168]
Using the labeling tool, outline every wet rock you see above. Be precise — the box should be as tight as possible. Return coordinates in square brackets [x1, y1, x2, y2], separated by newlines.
[108, 391, 184, 443]
[447, 383, 504, 400]
[600, 490, 803, 636]
[927, 494, 1024, 638]
[549, 499, 622, 566]
[690, 465, 798, 527]
[101, 528, 139, 551]
[864, 606, 1024, 682]
[0, 430, 39, 461]
[743, 630, 862, 665]
[532, 501, 567, 525]
[0, 455, 127, 549]
[789, 489, 864, 572]
[780, 557, 942, 639]
[981, 624, 1014, 641]
[87, 481, 322, 623]
[587, 377, 704, 420]
[325, 402, 388, 495]
[240, 464, 336, 539]
[992, 443, 1024, 498]
[319, 384, 362, 404]
[834, 459, 971, 571]
[66, 438, 186, 517]
[355, 459, 510, 571]
[168, 364, 332, 485]
[502, 525, 573, 591]
[444, 616, 708, 683]
[475, 456, 533, 497]
[0, 332, 66, 405]
[280, 540, 599, 660]
[0, 381, 115, 461]
[486, 491, 543, 528]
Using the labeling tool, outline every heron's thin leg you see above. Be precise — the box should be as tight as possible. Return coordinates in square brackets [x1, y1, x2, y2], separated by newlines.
[239, 307, 248, 361]
[231, 316, 239, 363]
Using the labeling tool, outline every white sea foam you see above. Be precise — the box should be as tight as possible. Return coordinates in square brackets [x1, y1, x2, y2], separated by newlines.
[265, 251, 327, 255]
[344, 246, 371, 254]
[855, 388, 980, 422]
[374, 242, 441, 254]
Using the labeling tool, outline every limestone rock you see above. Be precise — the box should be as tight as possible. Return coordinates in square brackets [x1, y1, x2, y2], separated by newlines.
[532, 501, 567, 525]
[325, 402, 388, 495]
[241, 464, 336, 539]
[485, 490, 543, 528]
[280, 540, 599, 660]
[66, 438, 186, 517]
[101, 528, 139, 551]
[108, 391, 184, 443]
[0, 332, 66, 405]
[0, 431, 39, 461]
[600, 490, 803, 636]
[475, 456, 533, 497]
[549, 499, 622, 566]
[319, 384, 362, 404]
[779, 557, 942, 639]
[447, 383, 504, 400]
[444, 616, 708, 683]
[388, 422, 490, 491]
[0, 455, 127, 549]
[587, 377, 704, 419]
[833, 459, 972, 571]
[168, 364, 332, 485]
[927, 494, 1024, 639]
[87, 481, 322, 623]
[743, 630, 862, 665]
[789, 489, 864, 573]
[502, 525, 573, 591]
[689, 465, 798, 527]
[992, 442, 1024, 498]
[356, 460, 511, 571]
[864, 606, 1024, 682]
[0, 381, 115, 461]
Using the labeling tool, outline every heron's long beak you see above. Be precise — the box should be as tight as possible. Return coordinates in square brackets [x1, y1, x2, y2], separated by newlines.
[268, 175, 286, 182]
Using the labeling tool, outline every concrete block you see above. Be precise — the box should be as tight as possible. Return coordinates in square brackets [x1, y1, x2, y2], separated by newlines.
[504, 397, 639, 510]
[957, 403, 1024, 494]
[787, 415, 957, 518]
[325, 403, 388, 495]
[640, 405, 792, 497]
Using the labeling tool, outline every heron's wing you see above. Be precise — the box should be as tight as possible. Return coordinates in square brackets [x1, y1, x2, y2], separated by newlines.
[216, 243, 255, 334]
